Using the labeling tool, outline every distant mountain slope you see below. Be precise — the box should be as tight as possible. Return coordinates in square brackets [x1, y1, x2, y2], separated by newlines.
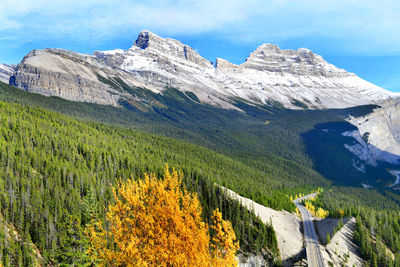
[344, 98, 400, 165]
[10, 30, 396, 110]
[0, 63, 15, 83]
[1, 80, 397, 190]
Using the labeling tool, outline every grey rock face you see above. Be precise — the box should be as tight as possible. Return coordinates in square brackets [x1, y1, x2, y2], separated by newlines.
[135, 31, 151, 49]
[10, 30, 397, 110]
[133, 30, 212, 68]
[346, 98, 400, 165]
[242, 44, 348, 77]
[214, 58, 239, 69]
[10, 49, 125, 106]
[0, 63, 15, 84]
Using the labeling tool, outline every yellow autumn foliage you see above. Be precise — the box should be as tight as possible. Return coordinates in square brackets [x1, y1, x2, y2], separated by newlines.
[315, 207, 329, 218]
[210, 209, 240, 266]
[305, 200, 315, 213]
[86, 166, 239, 266]
[305, 200, 329, 218]
[295, 207, 300, 215]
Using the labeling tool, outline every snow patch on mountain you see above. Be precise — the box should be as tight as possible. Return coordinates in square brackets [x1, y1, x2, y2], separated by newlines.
[389, 170, 400, 187]
[342, 130, 377, 167]
[10, 30, 398, 110]
[0, 63, 15, 84]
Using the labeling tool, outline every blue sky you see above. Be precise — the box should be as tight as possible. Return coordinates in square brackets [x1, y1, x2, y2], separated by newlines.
[1, 0, 399, 91]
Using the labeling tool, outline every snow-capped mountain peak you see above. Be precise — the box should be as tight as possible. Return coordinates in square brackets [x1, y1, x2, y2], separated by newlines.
[131, 30, 212, 68]
[242, 43, 349, 77]
[9, 30, 398, 110]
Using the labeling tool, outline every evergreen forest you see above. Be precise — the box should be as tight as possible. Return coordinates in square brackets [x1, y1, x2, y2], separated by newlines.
[0, 81, 400, 266]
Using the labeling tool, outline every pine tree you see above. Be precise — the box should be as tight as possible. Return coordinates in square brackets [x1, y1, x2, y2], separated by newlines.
[55, 215, 89, 266]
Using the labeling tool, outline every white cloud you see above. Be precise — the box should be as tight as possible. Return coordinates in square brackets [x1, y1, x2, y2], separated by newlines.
[1, 0, 400, 55]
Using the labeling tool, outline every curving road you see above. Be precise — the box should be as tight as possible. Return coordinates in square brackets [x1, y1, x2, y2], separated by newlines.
[294, 194, 325, 267]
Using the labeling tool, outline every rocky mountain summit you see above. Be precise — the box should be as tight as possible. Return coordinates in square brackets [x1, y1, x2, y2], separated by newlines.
[0, 63, 15, 84]
[9, 30, 397, 109]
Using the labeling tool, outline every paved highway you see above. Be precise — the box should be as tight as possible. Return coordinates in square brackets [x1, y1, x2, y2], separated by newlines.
[294, 194, 325, 267]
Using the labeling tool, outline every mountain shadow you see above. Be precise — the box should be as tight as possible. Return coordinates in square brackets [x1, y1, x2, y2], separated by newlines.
[301, 121, 400, 187]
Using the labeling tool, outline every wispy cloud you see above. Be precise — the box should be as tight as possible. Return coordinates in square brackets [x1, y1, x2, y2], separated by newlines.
[1, 0, 400, 55]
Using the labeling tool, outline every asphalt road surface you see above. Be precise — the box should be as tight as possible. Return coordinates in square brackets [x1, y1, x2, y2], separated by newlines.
[294, 194, 325, 267]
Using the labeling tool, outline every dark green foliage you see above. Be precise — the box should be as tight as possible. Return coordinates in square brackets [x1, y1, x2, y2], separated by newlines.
[302, 122, 395, 187]
[0, 81, 332, 211]
[81, 187, 98, 226]
[354, 216, 397, 267]
[96, 74, 124, 93]
[183, 173, 279, 259]
[0, 81, 329, 188]
[290, 98, 309, 109]
[0, 216, 36, 266]
[0, 100, 282, 264]
[54, 215, 89, 266]
[322, 188, 400, 266]
[326, 232, 330, 244]
[184, 91, 200, 102]
[0, 81, 399, 265]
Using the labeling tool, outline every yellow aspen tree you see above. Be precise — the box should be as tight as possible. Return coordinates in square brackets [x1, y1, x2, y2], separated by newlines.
[316, 207, 329, 218]
[85, 166, 239, 266]
[210, 209, 239, 266]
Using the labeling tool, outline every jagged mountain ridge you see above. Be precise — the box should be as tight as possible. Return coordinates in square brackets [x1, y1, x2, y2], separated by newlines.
[9, 30, 397, 110]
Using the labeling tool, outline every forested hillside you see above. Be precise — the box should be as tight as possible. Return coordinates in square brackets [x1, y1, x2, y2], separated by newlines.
[0, 81, 387, 188]
[317, 188, 400, 266]
[0, 99, 284, 265]
[1, 81, 400, 266]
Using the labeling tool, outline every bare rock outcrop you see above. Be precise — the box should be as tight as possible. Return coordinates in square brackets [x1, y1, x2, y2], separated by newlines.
[242, 44, 348, 77]
[324, 218, 364, 267]
[10, 49, 123, 105]
[222, 187, 303, 265]
[345, 98, 400, 165]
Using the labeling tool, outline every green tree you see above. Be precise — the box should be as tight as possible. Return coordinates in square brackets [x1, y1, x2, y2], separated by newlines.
[55, 215, 89, 266]
[326, 233, 330, 244]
